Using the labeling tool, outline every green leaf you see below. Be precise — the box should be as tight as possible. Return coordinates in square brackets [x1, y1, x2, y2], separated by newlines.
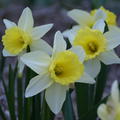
[23, 67, 34, 120]
[94, 63, 108, 104]
[7, 64, 16, 120]
[62, 90, 75, 120]
[75, 83, 90, 119]
[31, 94, 41, 120]
[17, 75, 23, 120]
[80, 96, 108, 120]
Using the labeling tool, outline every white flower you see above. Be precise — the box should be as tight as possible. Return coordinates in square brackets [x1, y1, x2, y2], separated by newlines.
[2, 7, 53, 73]
[63, 20, 120, 78]
[21, 31, 95, 114]
[98, 80, 120, 120]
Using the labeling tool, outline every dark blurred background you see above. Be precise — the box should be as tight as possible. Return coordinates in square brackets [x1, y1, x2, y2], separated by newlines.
[0, 0, 120, 44]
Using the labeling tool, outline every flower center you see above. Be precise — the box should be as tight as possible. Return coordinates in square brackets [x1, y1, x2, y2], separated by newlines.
[2, 26, 32, 55]
[87, 42, 98, 53]
[49, 51, 84, 85]
[73, 27, 106, 60]
[54, 65, 63, 76]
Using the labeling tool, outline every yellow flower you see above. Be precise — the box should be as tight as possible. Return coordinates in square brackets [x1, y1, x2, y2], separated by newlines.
[2, 27, 32, 55]
[74, 27, 106, 60]
[63, 22, 120, 78]
[2, 7, 53, 73]
[21, 31, 95, 114]
[98, 80, 120, 120]
[67, 6, 117, 28]
[49, 51, 84, 85]
[91, 6, 117, 26]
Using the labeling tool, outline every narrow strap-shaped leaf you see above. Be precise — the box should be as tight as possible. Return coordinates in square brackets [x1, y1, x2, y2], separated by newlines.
[94, 63, 108, 104]
[62, 90, 75, 120]
[31, 94, 41, 120]
[17, 75, 23, 120]
[7, 65, 16, 120]
[75, 83, 90, 119]
[0, 105, 7, 120]
[23, 67, 33, 120]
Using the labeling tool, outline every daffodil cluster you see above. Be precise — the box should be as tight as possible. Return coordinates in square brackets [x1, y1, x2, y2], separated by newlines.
[1, 6, 120, 115]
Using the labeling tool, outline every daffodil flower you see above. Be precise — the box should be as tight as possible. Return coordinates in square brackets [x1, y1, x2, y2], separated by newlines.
[2, 7, 53, 73]
[67, 6, 116, 28]
[21, 31, 95, 114]
[63, 6, 117, 41]
[63, 20, 120, 78]
[98, 80, 120, 120]
[91, 6, 117, 26]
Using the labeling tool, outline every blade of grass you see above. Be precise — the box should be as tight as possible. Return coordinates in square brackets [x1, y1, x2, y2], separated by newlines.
[62, 90, 75, 120]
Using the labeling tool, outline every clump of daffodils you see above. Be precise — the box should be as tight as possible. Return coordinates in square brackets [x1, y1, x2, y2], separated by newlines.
[98, 80, 120, 120]
[2, 7, 53, 73]
[63, 7, 120, 77]
[67, 6, 116, 29]
[1, 6, 120, 116]
[21, 31, 95, 114]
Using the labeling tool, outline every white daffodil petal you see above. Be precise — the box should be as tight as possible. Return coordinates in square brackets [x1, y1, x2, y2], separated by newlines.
[68, 9, 93, 25]
[94, 9, 106, 21]
[2, 49, 16, 56]
[77, 72, 95, 84]
[99, 50, 120, 65]
[92, 19, 105, 32]
[63, 29, 75, 44]
[3, 19, 16, 29]
[84, 59, 101, 78]
[111, 80, 119, 105]
[30, 39, 52, 55]
[53, 31, 66, 56]
[97, 104, 109, 120]
[21, 51, 51, 74]
[25, 74, 53, 97]
[69, 46, 85, 62]
[105, 27, 120, 50]
[18, 7, 33, 32]
[45, 83, 67, 114]
[63, 25, 80, 43]
[32, 24, 53, 40]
